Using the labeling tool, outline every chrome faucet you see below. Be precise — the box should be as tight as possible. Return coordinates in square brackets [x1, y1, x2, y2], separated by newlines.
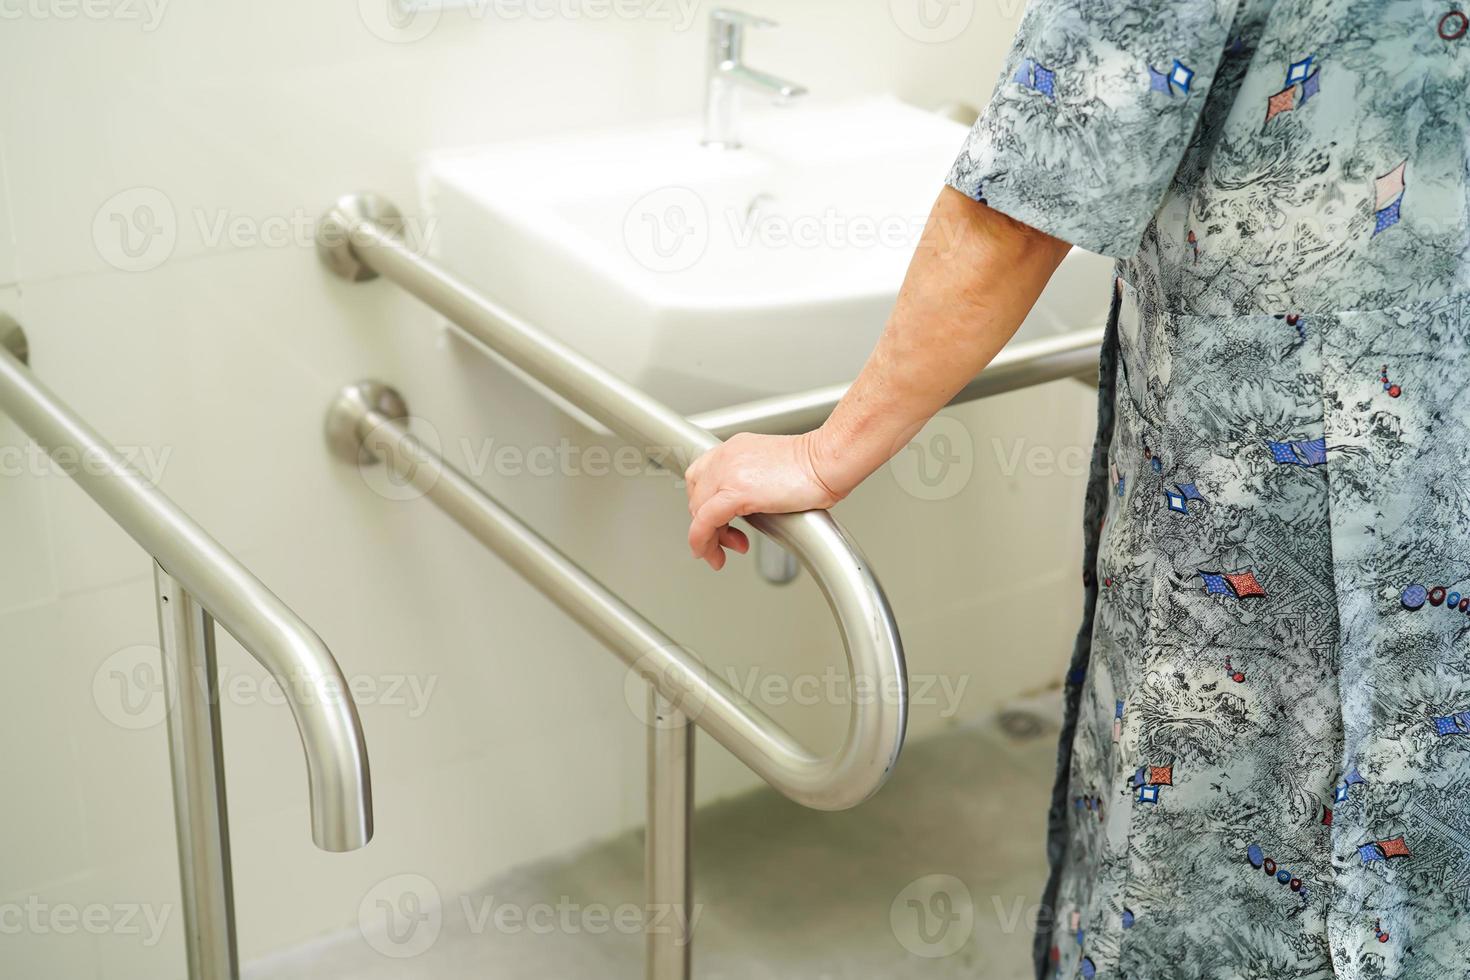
[702, 9, 808, 149]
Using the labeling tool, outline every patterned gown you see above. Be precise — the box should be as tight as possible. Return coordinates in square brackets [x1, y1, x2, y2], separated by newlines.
[946, 1, 1470, 977]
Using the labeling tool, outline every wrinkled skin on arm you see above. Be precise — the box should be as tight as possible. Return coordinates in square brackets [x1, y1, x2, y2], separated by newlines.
[685, 186, 1071, 569]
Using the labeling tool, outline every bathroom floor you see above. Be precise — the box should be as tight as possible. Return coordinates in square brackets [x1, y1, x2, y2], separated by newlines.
[253, 717, 1058, 980]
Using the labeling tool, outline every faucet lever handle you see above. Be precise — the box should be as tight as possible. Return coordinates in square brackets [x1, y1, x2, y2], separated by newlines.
[712, 8, 777, 30]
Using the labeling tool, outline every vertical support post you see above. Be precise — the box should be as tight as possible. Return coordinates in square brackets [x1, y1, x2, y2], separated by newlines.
[646, 687, 694, 980]
[154, 561, 239, 980]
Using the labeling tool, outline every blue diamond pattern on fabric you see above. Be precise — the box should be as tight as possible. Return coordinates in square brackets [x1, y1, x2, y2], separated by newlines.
[1177, 482, 1206, 501]
[1013, 57, 1035, 87]
[1200, 571, 1231, 595]
[1033, 65, 1057, 99]
[1287, 56, 1314, 84]
[1335, 783, 1349, 803]
[1269, 440, 1301, 464]
[1166, 490, 1188, 513]
[1374, 196, 1403, 236]
[1300, 68, 1320, 105]
[1170, 59, 1195, 93]
[1345, 768, 1366, 786]
[1360, 843, 1385, 863]
[1138, 784, 1161, 803]
[1435, 716, 1463, 736]
[1148, 65, 1171, 93]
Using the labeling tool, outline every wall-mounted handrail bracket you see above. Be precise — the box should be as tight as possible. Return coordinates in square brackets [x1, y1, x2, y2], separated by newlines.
[325, 379, 410, 465]
[1, 314, 28, 365]
[316, 193, 406, 283]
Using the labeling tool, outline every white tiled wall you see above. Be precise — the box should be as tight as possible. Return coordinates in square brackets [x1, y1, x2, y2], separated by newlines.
[0, 2, 1097, 977]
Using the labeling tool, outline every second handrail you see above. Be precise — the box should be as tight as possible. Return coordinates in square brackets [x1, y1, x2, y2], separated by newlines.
[0, 317, 372, 852]
[689, 326, 1104, 438]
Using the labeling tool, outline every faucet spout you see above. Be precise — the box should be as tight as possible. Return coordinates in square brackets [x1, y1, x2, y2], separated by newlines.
[702, 8, 807, 149]
[724, 64, 808, 102]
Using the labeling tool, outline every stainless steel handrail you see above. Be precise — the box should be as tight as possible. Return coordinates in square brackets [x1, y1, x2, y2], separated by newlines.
[0, 316, 373, 980]
[328, 380, 897, 805]
[0, 322, 373, 851]
[689, 326, 1104, 438]
[318, 193, 906, 813]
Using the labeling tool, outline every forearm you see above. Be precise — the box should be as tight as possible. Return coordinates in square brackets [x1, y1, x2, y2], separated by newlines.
[809, 186, 1072, 496]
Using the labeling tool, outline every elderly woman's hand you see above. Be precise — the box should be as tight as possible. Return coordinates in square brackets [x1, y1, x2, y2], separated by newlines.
[680, 188, 1070, 573]
[684, 430, 845, 570]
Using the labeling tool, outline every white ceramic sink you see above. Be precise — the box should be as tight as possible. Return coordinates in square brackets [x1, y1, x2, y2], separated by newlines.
[424, 96, 1113, 416]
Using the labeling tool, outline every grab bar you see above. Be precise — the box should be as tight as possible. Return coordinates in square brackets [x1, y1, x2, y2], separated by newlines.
[327, 378, 898, 805]
[0, 317, 372, 980]
[318, 193, 907, 812]
[689, 326, 1104, 438]
[318, 192, 907, 980]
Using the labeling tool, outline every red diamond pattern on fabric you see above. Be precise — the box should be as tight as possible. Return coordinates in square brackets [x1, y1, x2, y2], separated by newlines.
[1265, 86, 1296, 123]
[1224, 571, 1267, 598]
[1377, 836, 1411, 859]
